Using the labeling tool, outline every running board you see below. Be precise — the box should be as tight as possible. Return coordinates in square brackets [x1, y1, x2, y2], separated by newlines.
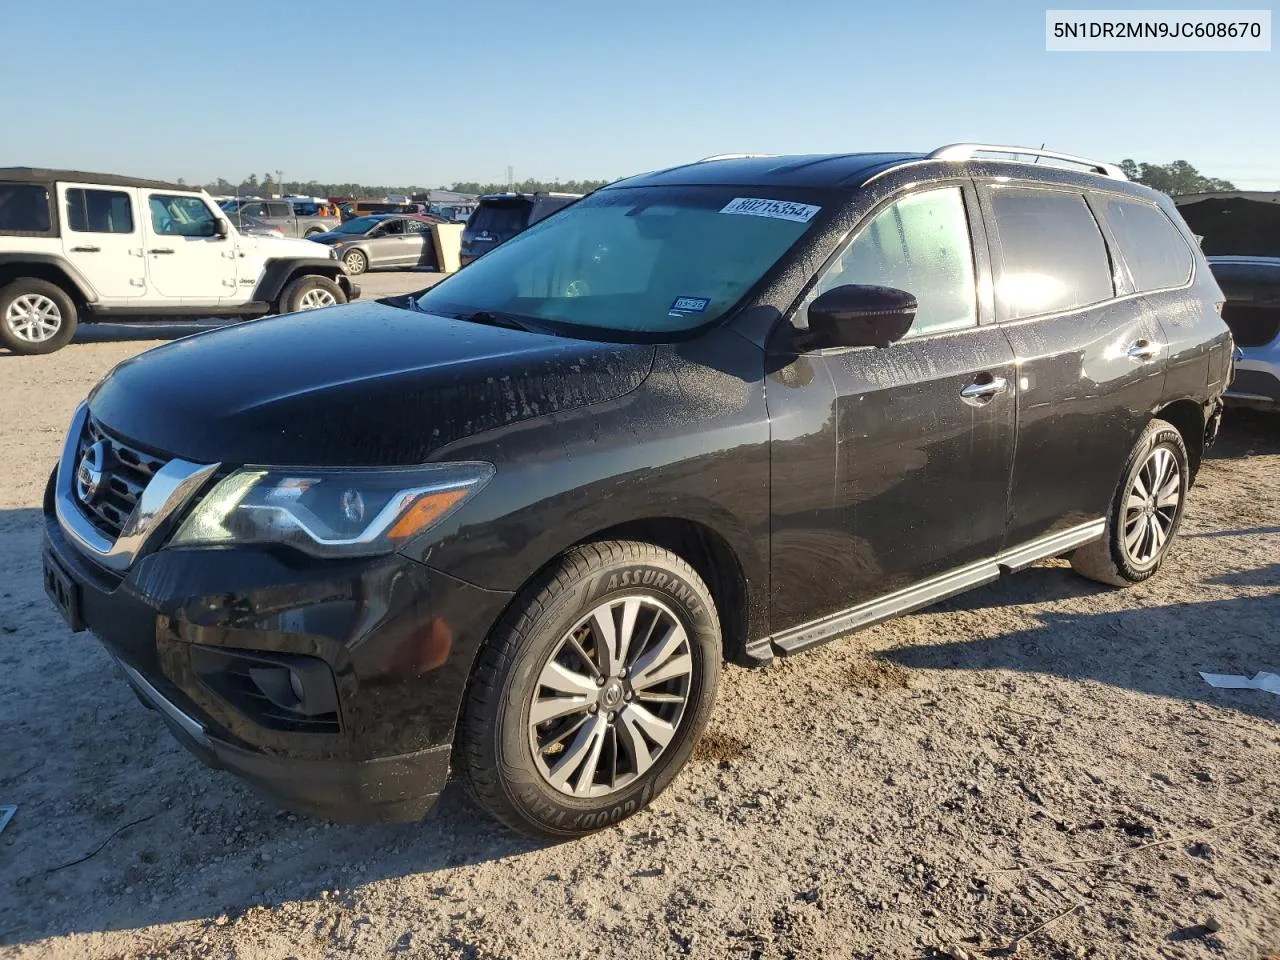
[765, 519, 1105, 657]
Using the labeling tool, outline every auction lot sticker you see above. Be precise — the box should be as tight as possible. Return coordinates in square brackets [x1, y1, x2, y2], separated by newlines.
[720, 198, 821, 223]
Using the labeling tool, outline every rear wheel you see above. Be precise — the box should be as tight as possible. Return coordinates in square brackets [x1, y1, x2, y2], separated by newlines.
[1071, 419, 1189, 586]
[456, 541, 721, 838]
[304, 227, 324, 237]
[342, 249, 368, 275]
[0, 279, 78, 355]
[278, 274, 346, 314]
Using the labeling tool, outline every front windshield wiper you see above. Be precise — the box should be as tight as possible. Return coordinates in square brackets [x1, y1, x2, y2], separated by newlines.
[449, 310, 538, 332]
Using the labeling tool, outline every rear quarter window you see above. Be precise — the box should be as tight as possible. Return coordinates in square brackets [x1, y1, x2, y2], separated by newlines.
[988, 186, 1114, 320]
[1101, 197, 1193, 291]
[0, 183, 54, 234]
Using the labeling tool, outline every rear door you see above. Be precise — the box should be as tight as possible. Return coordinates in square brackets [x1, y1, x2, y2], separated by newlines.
[767, 182, 1017, 632]
[978, 182, 1166, 547]
[57, 183, 145, 301]
[139, 191, 237, 302]
[402, 217, 434, 266]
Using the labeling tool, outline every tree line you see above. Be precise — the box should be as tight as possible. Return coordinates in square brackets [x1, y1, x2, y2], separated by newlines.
[195, 174, 612, 199]
[190, 161, 1236, 200]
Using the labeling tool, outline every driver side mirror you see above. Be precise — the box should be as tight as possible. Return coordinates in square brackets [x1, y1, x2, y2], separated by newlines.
[214, 218, 230, 238]
[805, 284, 917, 349]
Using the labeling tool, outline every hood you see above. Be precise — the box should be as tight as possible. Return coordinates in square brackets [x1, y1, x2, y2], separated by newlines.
[238, 232, 330, 258]
[88, 301, 655, 466]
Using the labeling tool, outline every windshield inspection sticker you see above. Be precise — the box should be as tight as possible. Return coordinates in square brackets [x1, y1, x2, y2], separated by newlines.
[670, 296, 711, 314]
[720, 197, 821, 223]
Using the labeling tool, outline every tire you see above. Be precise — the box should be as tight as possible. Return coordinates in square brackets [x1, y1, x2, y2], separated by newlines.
[1071, 418, 1190, 586]
[0, 278, 78, 355]
[278, 274, 346, 314]
[342, 249, 368, 275]
[456, 540, 722, 839]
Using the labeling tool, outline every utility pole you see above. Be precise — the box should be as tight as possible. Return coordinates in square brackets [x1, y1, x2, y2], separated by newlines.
[276, 169, 284, 198]
[506, 165, 514, 192]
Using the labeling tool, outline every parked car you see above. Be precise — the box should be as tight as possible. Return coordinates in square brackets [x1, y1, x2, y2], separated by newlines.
[1174, 191, 1280, 411]
[0, 167, 359, 354]
[234, 213, 285, 238]
[339, 200, 428, 221]
[459, 192, 581, 266]
[219, 198, 340, 238]
[307, 214, 442, 275]
[42, 145, 1230, 837]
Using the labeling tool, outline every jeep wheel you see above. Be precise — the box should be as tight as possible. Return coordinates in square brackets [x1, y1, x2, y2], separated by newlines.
[1071, 418, 1190, 586]
[279, 275, 346, 314]
[342, 249, 368, 275]
[457, 541, 721, 838]
[0, 279, 78, 355]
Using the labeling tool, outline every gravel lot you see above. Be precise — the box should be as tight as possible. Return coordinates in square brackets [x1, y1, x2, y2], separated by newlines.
[0, 291, 1277, 959]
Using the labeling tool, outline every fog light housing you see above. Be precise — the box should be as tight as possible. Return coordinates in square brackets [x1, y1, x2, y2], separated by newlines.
[190, 647, 341, 733]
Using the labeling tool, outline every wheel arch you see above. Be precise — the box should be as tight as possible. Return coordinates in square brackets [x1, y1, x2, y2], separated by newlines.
[0, 255, 94, 311]
[252, 257, 349, 307]
[1154, 397, 1206, 481]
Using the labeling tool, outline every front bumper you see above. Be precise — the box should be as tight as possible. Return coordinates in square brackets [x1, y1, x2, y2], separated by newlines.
[43, 484, 511, 823]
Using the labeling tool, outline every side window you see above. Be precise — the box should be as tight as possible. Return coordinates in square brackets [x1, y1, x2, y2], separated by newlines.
[382, 219, 406, 235]
[1102, 197, 1193, 291]
[149, 195, 217, 237]
[0, 183, 53, 233]
[405, 219, 429, 234]
[809, 187, 977, 338]
[268, 201, 292, 218]
[66, 189, 134, 233]
[988, 187, 1113, 319]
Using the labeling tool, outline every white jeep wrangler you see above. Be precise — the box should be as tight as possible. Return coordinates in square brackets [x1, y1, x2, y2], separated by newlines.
[0, 168, 359, 355]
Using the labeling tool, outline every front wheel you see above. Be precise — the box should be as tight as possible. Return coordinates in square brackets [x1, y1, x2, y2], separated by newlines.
[456, 541, 721, 838]
[278, 274, 346, 314]
[342, 249, 368, 275]
[1071, 418, 1190, 586]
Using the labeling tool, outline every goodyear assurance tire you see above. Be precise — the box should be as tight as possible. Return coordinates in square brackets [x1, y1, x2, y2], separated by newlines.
[457, 541, 721, 838]
[0, 279, 77, 355]
[1071, 418, 1190, 586]
[279, 274, 346, 314]
[342, 249, 368, 275]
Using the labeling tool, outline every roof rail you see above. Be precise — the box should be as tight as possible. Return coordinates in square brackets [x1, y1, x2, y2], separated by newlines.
[697, 153, 777, 163]
[927, 143, 1127, 180]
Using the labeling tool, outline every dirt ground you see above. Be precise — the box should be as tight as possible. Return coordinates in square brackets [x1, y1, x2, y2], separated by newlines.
[1, 313, 1277, 960]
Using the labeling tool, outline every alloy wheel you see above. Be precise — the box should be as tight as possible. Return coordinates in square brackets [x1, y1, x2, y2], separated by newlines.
[344, 251, 366, 274]
[1122, 446, 1181, 566]
[5, 293, 62, 343]
[298, 288, 338, 310]
[529, 595, 693, 797]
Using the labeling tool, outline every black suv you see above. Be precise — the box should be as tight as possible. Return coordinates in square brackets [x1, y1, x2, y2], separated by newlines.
[458, 192, 580, 266]
[43, 145, 1231, 838]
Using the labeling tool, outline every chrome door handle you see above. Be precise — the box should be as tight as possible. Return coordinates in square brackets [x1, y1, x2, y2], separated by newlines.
[1127, 339, 1161, 362]
[960, 376, 1009, 401]
[70, 245, 101, 253]
[148, 248, 175, 255]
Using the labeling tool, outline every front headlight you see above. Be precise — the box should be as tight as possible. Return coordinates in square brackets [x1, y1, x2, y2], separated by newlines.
[171, 463, 493, 558]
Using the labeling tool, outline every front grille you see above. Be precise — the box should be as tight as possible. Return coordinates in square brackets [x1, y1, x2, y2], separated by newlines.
[75, 418, 170, 540]
[1222, 304, 1280, 348]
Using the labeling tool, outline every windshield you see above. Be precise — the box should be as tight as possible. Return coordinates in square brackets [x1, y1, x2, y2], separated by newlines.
[420, 185, 825, 335]
[468, 200, 532, 235]
[335, 216, 381, 235]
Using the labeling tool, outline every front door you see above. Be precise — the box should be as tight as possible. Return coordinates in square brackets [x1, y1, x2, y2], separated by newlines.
[767, 183, 1016, 633]
[140, 191, 236, 302]
[57, 183, 145, 301]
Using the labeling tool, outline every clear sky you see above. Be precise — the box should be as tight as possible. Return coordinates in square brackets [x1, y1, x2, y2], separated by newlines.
[4, 0, 1277, 188]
